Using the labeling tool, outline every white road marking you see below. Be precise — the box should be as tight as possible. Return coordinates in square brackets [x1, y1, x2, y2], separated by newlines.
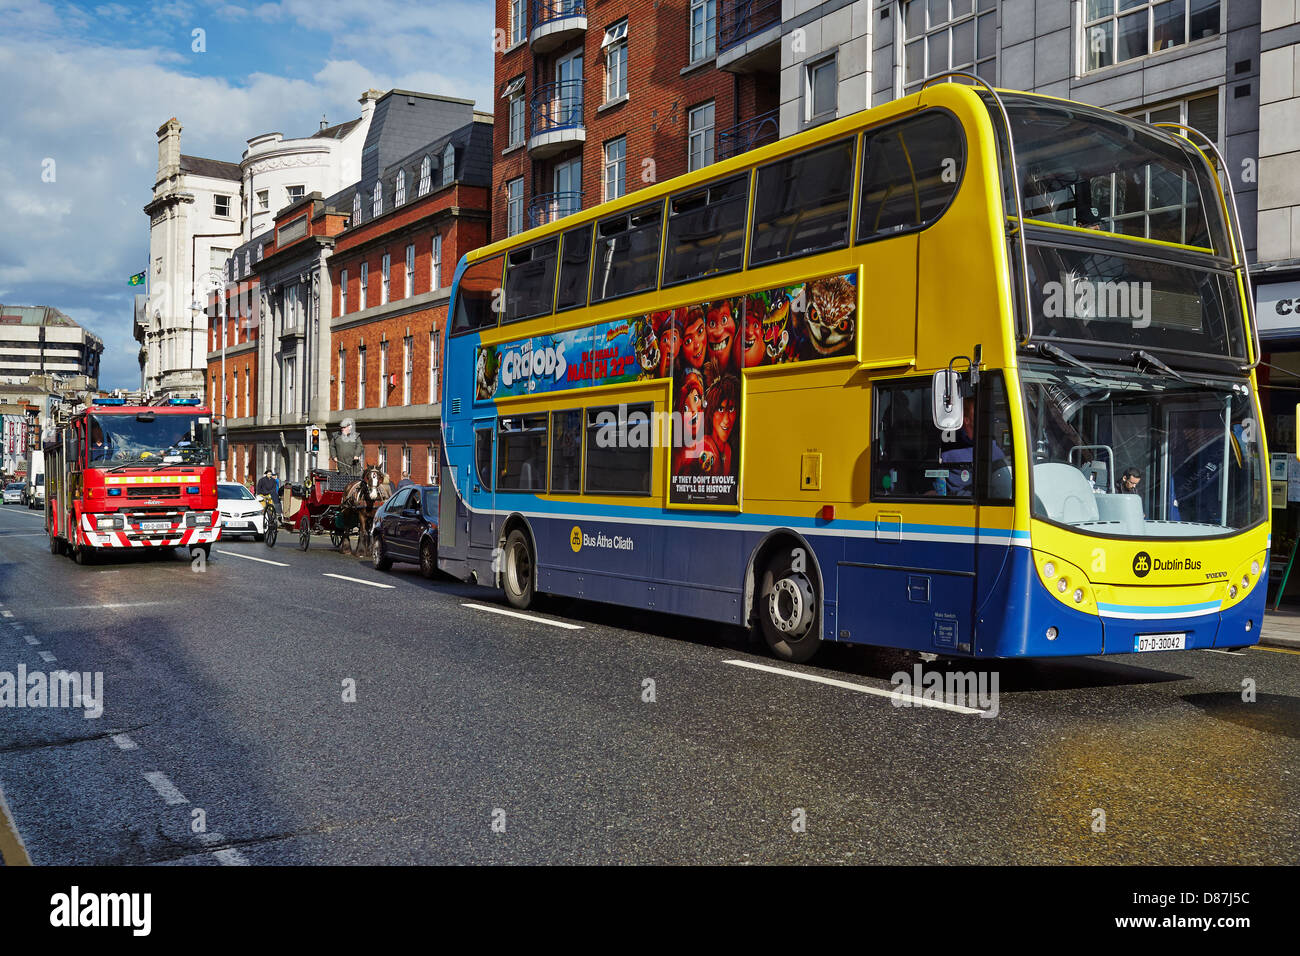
[0, 533, 46, 537]
[1204, 648, 1247, 656]
[722, 659, 987, 715]
[143, 772, 189, 806]
[23, 636, 38, 645]
[43, 602, 172, 611]
[461, 602, 585, 630]
[213, 847, 249, 866]
[1, 611, 12, 618]
[111, 734, 138, 751]
[323, 573, 395, 589]
[37, 651, 56, 663]
[217, 550, 289, 567]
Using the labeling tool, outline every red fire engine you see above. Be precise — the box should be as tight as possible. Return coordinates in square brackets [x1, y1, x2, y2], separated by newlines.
[45, 395, 223, 563]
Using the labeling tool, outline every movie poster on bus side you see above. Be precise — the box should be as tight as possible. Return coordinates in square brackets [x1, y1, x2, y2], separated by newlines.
[668, 299, 743, 506]
[474, 319, 646, 402]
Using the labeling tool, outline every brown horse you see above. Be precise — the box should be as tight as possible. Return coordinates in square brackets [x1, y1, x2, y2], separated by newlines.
[340, 464, 392, 556]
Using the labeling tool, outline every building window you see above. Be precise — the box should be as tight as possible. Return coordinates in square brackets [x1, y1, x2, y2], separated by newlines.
[1084, 0, 1220, 73]
[256, 189, 269, 211]
[395, 169, 407, 206]
[405, 243, 415, 298]
[403, 335, 413, 405]
[338, 348, 346, 409]
[285, 285, 298, 332]
[442, 144, 455, 185]
[554, 159, 582, 220]
[340, 268, 348, 315]
[509, 0, 525, 46]
[352, 192, 362, 224]
[286, 185, 305, 202]
[427, 444, 435, 484]
[806, 55, 837, 122]
[507, 177, 524, 235]
[903, 0, 998, 93]
[687, 101, 715, 171]
[358, 346, 367, 409]
[283, 355, 296, 413]
[604, 137, 626, 201]
[505, 76, 526, 147]
[431, 234, 443, 290]
[418, 156, 432, 196]
[214, 194, 231, 217]
[1128, 89, 1220, 146]
[244, 368, 250, 418]
[429, 329, 440, 403]
[604, 20, 628, 102]
[401, 445, 411, 480]
[372, 182, 383, 218]
[690, 0, 716, 62]
[379, 340, 388, 408]
[378, 445, 387, 474]
[360, 261, 368, 311]
[381, 253, 391, 305]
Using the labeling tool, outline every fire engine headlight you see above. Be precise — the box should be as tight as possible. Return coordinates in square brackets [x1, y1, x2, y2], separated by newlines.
[187, 513, 213, 528]
[107, 487, 122, 496]
[95, 515, 124, 530]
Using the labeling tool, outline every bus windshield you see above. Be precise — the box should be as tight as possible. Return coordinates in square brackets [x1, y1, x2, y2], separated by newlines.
[87, 413, 213, 467]
[1021, 363, 1265, 539]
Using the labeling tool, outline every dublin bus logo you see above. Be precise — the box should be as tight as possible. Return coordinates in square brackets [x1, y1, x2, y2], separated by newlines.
[1133, 551, 1151, 577]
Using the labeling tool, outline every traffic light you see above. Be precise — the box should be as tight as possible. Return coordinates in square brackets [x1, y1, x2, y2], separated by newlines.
[309, 426, 320, 454]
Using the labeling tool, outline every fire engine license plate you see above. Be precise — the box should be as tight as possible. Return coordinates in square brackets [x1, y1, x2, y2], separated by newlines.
[140, 521, 172, 531]
[1135, 633, 1186, 652]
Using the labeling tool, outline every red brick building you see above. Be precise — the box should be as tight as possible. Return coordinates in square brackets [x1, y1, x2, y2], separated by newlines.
[328, 113, 494, 483]
[206, 238, 265, 486]
[493, 0, 777, 238]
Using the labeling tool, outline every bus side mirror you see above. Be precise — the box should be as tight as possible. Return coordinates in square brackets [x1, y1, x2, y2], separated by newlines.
[932, 370, 964, 431]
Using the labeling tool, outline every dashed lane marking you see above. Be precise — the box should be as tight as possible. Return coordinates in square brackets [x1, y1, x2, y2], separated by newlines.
[323, 573, 395, 589]
[143, 772, 189, 806]
[1205, 648, 1247, 656]
[111, 734, 138, 751]
[722, 658, 987, 715]
[213, 847, 250, 866]
[23, 636, 38, 646]
[461, 602, 585, 630]
[1253, 644, 1300, 656]
[217, 550, 290, 567]
[37, 651, 56, 663]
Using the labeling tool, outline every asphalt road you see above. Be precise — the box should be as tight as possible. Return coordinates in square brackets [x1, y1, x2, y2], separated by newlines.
[0, 500, 1297, 865]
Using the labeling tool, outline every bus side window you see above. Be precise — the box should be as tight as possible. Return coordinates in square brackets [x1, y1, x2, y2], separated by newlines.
[498, 414, 549, 491]
[504, 239, 559, 324]
[749, 137, 855, 267]
[979, 372, 1014, 503]
[550, 409, 582, 492]
[592, 202, 663, 303]
[584, 404, 652, 495]
[872, 379, 972, 500]
[858, 111, 964, 242]
[451, 254, 505, 335]
[556, 225, 592, 312]
[474, 426, 493, 491]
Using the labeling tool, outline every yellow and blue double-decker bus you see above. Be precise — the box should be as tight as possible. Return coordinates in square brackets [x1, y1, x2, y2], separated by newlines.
[437, 78, 1267, 663]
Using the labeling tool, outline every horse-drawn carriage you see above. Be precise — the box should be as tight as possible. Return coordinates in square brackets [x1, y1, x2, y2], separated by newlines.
[261, 465, 392, 554]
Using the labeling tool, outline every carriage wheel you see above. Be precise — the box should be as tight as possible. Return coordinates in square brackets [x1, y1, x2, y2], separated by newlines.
[330, 529, 344, 549]
[265, 520, 278, 548]
[298, 524, 311, 551]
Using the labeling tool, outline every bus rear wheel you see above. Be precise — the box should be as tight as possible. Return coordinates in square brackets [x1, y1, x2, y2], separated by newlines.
[503, 529, 535, 610]
[756, 548, 821, 663]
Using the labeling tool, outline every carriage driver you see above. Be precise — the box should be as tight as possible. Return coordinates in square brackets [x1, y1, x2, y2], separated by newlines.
[330, 418, 365, 473]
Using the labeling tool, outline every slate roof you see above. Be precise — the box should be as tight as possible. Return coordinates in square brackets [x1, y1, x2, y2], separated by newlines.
[312, 118, 361, 140]
[179, 154, 241, 181]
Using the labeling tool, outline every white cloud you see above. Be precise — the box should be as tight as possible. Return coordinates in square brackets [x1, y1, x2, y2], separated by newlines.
[0, 0, 492, 388]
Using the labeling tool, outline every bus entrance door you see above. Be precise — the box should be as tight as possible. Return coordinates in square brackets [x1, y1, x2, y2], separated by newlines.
[469, 421, 498, 561]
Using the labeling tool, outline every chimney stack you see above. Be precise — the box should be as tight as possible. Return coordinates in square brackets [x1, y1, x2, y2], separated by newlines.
[320, 114, 328, 132]
[358, 89, 383, 121]
[156, 117, 182, 180]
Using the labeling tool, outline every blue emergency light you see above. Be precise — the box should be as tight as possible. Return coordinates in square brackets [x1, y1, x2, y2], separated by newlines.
[168, 398, 202, 405]
[93, 397, 126, 405]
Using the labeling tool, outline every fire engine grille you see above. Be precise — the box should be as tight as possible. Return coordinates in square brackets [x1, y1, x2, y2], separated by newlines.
[127, 485, 181, 497]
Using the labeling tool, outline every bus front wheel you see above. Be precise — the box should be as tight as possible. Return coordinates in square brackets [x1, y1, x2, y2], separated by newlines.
[503, 529, 535, 610]
[757, 549, 821, 663]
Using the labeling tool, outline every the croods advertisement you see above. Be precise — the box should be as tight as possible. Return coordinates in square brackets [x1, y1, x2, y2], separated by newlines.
[475, 319, 644, 401]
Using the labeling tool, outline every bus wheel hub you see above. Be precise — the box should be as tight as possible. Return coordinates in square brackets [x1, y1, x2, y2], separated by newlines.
[769, 576, 813, 637]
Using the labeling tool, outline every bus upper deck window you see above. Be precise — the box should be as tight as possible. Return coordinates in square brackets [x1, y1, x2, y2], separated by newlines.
[857, 111, 964, 242]
[504, 239, 559, 324]
[591, 202, 663, 303]
[749, 137, 854, 268]
[556, 225, 593, 312]
[451, 254, 504, 335]
[662, 172, 749, 286]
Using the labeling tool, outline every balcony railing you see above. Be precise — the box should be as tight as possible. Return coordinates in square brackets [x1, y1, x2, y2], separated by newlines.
[532, 0, 584, 28]
[530, 80, 585, 136]
[718, 0, 781, 54]
[717, 108, 780, 161]
[530, 0, 586, 53]
[528, 191, 583, 229]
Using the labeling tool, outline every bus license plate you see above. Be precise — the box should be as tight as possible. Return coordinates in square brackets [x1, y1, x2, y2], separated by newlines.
[140, 521, 172, 531]
[1135, 633, 1186, 652]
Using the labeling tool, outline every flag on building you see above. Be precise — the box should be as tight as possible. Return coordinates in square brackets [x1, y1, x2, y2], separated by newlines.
[128, 271, 146, 286]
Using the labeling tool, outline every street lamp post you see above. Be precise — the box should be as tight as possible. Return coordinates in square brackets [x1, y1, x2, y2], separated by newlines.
[196, 270, 228, 482]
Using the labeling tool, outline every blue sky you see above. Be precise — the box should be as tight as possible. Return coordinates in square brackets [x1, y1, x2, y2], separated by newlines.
[0, 0, 494, 389]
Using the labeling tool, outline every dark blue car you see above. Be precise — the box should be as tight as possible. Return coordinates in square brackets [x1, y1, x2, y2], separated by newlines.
[371, 484, 439, 578]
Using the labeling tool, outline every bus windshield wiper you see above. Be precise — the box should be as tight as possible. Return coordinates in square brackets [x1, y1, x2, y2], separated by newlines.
[1128, 349, 1190, 383]
[1036, 342, 1097, 374]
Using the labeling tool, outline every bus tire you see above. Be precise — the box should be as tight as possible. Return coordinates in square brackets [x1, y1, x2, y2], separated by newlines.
[73, 545, 94, 566]
[756, 548, 821, 663]
[503, 528, 535, 610]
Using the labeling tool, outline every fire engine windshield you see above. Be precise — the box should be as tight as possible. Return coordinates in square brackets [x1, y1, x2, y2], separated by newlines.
[87, 413, 213, 467]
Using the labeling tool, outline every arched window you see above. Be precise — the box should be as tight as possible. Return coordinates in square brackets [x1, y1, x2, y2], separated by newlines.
[395, 169, 407, 206]
[418, 156, 431, 196]
[441, 144, 455, 185]
[372, 181, 383, 218]
[352, 192, 361, 224]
